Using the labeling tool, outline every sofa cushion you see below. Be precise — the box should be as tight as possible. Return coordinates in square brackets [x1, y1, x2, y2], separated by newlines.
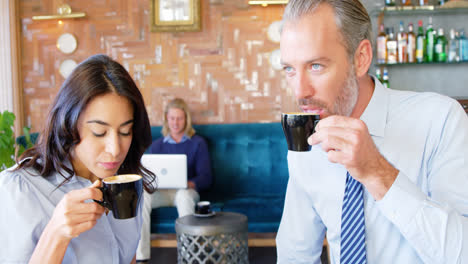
[150, 123, 289, 233]
[150, 207, 179, 233]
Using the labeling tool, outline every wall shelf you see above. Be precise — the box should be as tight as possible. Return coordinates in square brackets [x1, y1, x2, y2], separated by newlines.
[32, 13, 86, 21]
[377, 61, 468, 67]
[383, 6, 468, 15]
[32, 4, 86, 21]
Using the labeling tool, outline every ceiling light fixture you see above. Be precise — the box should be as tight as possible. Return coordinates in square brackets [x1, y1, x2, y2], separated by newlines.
[32, 4, 86, 21]
[248, 0, 288, 7]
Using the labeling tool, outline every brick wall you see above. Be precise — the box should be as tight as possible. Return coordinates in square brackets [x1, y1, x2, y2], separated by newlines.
[19, 0, 296, 131]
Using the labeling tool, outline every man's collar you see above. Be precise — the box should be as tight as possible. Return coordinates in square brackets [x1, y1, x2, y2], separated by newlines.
[359, 76, 388, 138]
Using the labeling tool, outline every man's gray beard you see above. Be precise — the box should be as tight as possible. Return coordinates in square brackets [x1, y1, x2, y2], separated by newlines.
[332, 66, 359, 117]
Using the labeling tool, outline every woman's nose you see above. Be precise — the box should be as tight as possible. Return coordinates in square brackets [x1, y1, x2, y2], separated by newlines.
[105, 133, 121, 157]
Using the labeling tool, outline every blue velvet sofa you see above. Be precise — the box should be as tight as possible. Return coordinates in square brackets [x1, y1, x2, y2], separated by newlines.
[150, 123, 289, 233]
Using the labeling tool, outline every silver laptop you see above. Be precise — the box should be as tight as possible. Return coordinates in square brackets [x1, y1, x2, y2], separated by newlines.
[141, 154, 188, 189]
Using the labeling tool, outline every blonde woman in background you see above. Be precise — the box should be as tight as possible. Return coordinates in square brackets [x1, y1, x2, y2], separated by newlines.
[137, 98, 212, 262]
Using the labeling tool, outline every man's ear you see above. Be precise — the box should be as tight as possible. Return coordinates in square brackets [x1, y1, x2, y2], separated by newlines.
[353, 39, 373, 78]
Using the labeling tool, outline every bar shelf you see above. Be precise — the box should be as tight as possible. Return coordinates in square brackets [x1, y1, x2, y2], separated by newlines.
[376, 61, 468, 67]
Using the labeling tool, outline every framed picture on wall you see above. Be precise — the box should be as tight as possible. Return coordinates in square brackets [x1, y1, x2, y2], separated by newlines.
[151, 0, 201, 32]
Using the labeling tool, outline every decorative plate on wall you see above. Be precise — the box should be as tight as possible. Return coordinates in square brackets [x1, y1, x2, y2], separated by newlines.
[56, 33, 77, 54]
[59, 59, 78, 78]
[267, 20, 283, 43]
[269, 49, 282, 71]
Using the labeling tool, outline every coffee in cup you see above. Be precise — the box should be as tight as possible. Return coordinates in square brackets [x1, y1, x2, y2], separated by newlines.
[281, 112, 320, 152]
[95, 174, 143, 219]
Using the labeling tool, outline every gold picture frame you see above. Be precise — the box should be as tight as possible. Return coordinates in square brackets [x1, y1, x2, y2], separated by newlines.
[151, 0, 201, 32]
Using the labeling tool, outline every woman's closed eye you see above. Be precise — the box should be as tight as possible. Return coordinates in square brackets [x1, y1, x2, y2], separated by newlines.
[91, 129, 131, 137]
[119, 123, 133, 136]
[119, 129, 132, 136]
[92, 131, 106, 137]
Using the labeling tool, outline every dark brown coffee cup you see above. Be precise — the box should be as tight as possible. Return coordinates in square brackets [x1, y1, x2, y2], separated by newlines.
[281, 112, 320, 152]
[95, 174, 143, 219]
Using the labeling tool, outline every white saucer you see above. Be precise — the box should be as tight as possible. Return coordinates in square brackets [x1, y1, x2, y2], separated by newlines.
[193, 211, 216, 218]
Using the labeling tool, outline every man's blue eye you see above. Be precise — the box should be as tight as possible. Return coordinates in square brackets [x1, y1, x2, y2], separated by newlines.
[309, 64, 322, 71]
[283, 66, 294, 73]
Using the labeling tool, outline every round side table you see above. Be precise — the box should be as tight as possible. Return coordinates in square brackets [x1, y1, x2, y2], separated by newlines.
[175, 212, 248, 264]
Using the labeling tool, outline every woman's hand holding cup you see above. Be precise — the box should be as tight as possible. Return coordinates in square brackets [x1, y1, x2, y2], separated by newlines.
[47, 180, 106, 240]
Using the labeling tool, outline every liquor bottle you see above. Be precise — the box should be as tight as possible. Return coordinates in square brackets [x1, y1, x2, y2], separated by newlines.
[448, 29, 459, 62]
[401, 0, 412, 6]
[376, 67, 382, 82]
[434, 28, 447, 62]
[397, 21, 408, 63]
[459, 29, 468, 62]
[387, 27, 398, 64]
[425, 17, 435, 62]
[407, 23, 416, 63]
[416, 20, 426, 63]
[382, 67, 390, 88]
[377, 24, 388, 64]
[385, 0, 396, 6]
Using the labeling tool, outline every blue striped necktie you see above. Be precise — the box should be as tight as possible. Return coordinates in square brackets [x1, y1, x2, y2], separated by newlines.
[340, 172, 367, 264]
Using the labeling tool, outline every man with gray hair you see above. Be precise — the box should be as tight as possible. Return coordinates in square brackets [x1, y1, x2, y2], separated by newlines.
[276, 0, 468, 263]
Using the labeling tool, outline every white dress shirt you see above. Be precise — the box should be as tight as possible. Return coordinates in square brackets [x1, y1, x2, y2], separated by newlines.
[276, 78, 468, 263]
[0, 164, 142, 264]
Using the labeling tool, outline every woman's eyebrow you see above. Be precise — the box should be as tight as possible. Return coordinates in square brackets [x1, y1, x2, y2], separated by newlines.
[86, 119, 134, 127]
[119, 119, 134, 127]
[86, 120, 109, 126]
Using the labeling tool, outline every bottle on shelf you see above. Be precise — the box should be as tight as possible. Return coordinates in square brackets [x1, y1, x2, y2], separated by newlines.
[448, 29, 459, 62]
[416, 20, 426, 63]
[425, 17, 435, 62]
[376, 67, 382, 82]
[407, 23, 416, 63]
[387, 27, 398, 64]
[397, 21, 408, 63]
[459, 29, 468, 62]
[377, 24, 388, 64]
[434, 28, 448, 62]
[418, 0, 428, 6]
[401, 0, 412, 6]
[382, 67, 390, 88]
[385, 0, 396, 6]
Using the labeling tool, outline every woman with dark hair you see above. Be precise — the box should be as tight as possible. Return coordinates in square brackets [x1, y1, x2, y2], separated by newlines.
[0, 54, 155, 263]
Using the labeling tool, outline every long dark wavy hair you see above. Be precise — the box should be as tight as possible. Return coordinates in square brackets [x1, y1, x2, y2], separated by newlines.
[18, 54, 156, 193]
